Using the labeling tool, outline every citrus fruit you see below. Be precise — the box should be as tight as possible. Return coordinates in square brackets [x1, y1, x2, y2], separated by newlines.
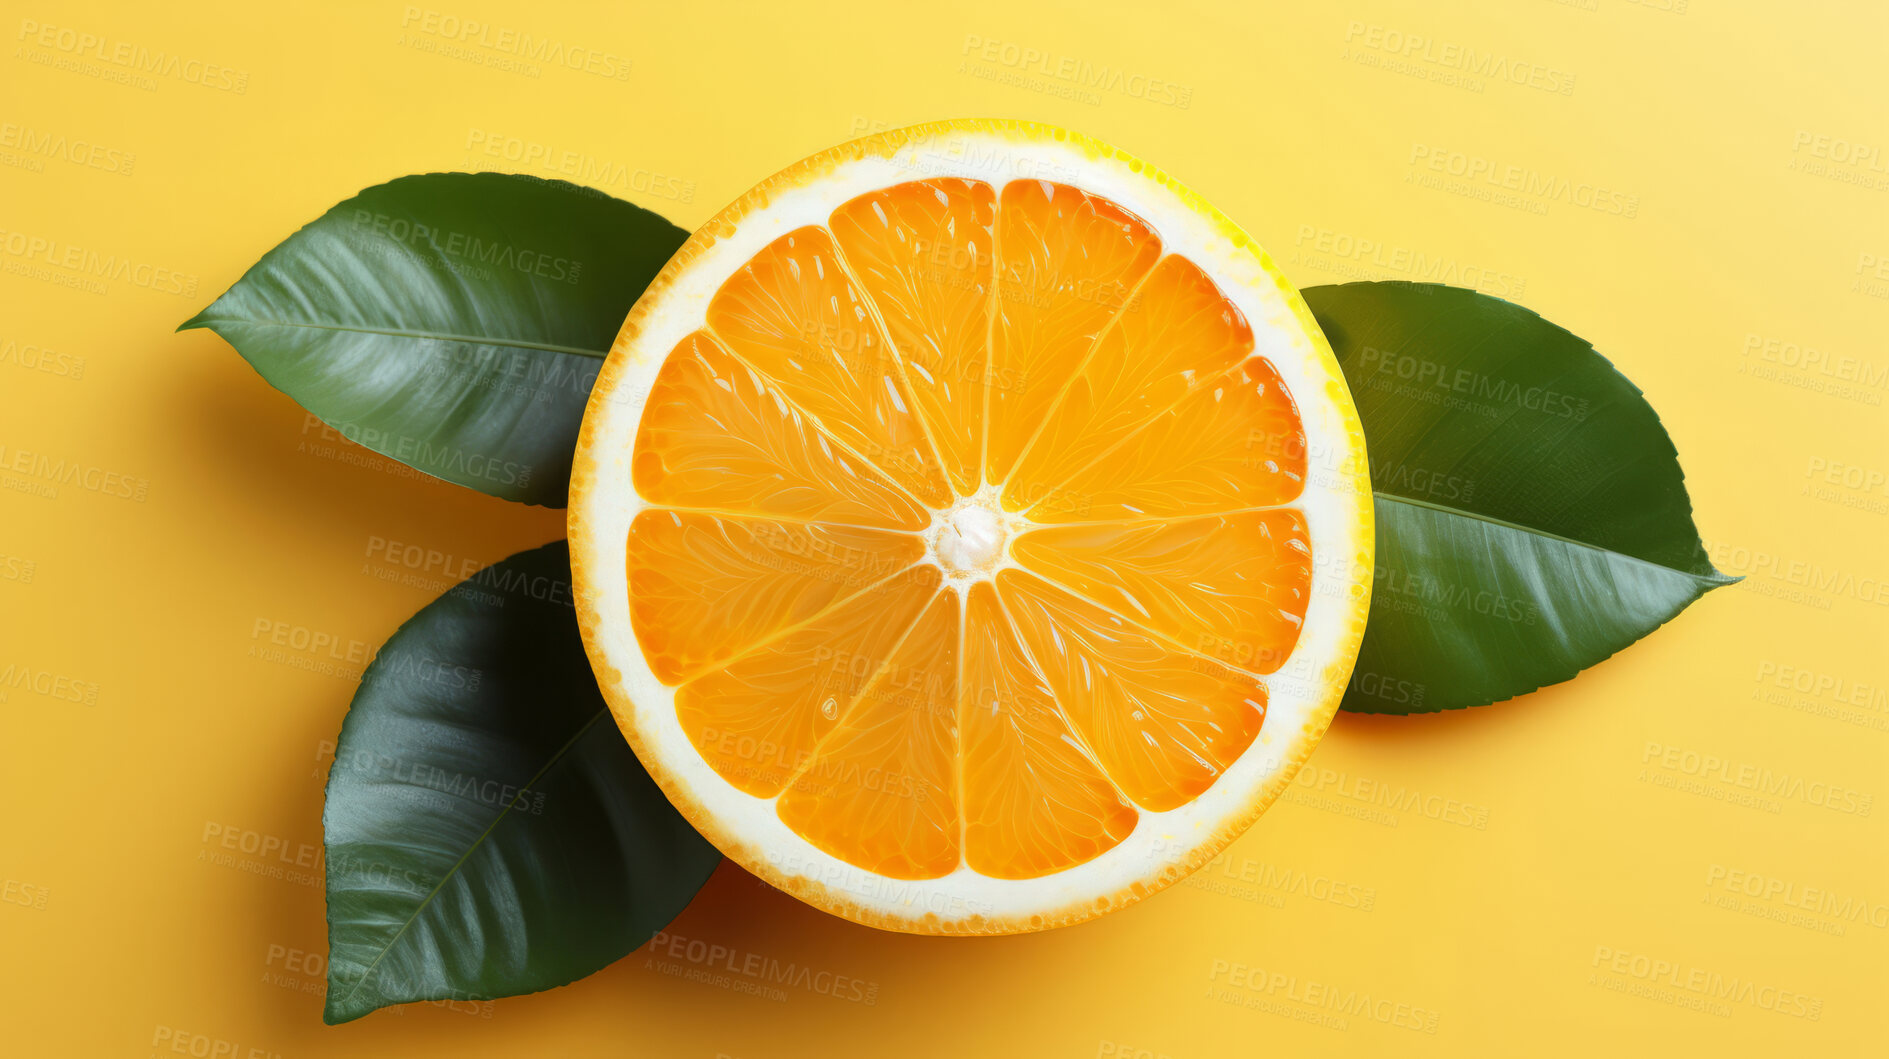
[569, 120, 1373, 934]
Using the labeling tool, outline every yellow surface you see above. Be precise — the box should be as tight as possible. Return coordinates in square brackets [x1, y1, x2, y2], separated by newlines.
[2, 0, 1883, 1054]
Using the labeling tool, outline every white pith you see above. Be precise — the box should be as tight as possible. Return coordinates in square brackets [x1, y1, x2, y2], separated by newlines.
[925, 485, 1028, 590]
[571, 125, 1373, 931]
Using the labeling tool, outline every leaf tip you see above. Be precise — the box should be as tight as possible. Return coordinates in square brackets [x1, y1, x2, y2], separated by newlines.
[322, 990, 376, 1025]
[321, 967, 375, 1024]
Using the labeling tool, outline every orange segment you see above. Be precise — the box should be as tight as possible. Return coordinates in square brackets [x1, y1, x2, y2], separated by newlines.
[998, 570, 1267, 812]
[1011, 510, 1312, 674]
[632, 332, 930, 530]
[961, 584, 1138, 879]
[829, 179, 998, 495]
[1028, 355, 1307, 523]
[626, 510, 923, 683]
[676, 565, 940, 797]
[1005, 255, 1254, 513]
[706, 226, 951, 505]
[985, 180, 1162, 484]
[776, 590, 962, 880]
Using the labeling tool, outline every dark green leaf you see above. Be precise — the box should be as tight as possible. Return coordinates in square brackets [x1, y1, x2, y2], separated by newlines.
[181, 173, 686, 506]
[323, 541, 719, 1024]
[1304, 282, 1735, 714]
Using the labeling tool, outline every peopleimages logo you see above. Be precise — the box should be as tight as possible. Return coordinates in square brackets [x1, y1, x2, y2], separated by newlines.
[1755, 660, 1887, 710]
[958, 35, 1193, 109]
[0, 338, 85, 379]
[1208, 960, 1441, 1034]
[645, 931, 880, 1005]
[1705, 865, 1889, 930]
[1640, 741, 1874, 816]
[1407, 145, 1639, 218]
[464, 129, 696, 203]
[1354, 344, 1592, 421]
[1197, 855, 1379, 911]
[350, 210, 584, 286]
[15, 18, 250, 93]
[1344, 22, 1576, 95]
[0, 228, 198, 296]
[311, 420, 532, 490]
[1291, 764, 1491, 829]
[1590, 945, 1823, 1020]
[0, 443, 151, 501]
[0, 121, 135, 175]
[0, 662, 100, 705]
[398, 8, 631, 80]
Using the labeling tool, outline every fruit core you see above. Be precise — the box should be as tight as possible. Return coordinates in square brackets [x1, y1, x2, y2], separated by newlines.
[928, 488, 1024, 583]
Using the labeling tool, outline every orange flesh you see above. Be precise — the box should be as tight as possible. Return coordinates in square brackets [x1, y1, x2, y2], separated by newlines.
[624, 178, 1311, 881]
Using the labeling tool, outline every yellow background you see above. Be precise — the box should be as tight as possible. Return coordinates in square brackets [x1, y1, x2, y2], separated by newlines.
[4, 0, 1885, 1054]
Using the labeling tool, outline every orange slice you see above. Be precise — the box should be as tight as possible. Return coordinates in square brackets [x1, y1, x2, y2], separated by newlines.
[571, 120, 1372, 934]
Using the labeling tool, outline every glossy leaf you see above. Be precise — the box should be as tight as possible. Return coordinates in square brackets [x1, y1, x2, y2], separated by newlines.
[181, 173, 687, 505]
[1304, 282, 1734, 713]
[323, 541, 719, 1023]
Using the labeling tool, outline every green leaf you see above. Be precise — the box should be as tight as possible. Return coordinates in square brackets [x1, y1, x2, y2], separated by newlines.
[323, 541, 719, 1024]
[181, 173, 687, 506]
[1304, 282, 1735, 714]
